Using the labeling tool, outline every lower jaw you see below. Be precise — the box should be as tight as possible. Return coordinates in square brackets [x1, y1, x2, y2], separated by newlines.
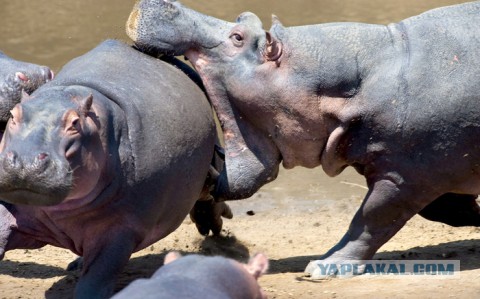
[0, 189, 67, 206]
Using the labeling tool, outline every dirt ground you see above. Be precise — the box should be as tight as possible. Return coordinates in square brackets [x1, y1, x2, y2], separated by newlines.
[1, 168, 480, 298]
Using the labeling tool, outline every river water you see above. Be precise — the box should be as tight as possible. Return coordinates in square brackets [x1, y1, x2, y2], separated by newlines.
[0, 0, 471, 208]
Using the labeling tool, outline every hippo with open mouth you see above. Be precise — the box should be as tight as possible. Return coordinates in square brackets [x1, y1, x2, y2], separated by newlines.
[126, 0, 480, 278]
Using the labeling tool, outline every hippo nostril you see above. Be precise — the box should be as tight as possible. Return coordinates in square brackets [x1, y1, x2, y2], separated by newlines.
[4, 151, 20, 170]
[6, 151, 17, 161]
[15, 72, 29, 82]
[32, 152, 51, 172]
[38, 153, 49, 160]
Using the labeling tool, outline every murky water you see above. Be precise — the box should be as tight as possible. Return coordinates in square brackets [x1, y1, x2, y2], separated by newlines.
[0, 0, 470, 207]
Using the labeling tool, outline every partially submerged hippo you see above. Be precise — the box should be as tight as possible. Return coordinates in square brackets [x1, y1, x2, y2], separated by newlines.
[0, 51, 53, 122]
[127, 0, 480, 278]
[112, 252, 268, 299]
[0, 39, 216, 298]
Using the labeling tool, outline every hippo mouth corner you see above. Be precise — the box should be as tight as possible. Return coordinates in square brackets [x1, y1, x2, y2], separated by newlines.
[131, 43, 167, 59]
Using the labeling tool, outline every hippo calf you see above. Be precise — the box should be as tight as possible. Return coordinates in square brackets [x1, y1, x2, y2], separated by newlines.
[0, 51, 53, 122]
[112, 252, 268, 299]
[0, 39, 216, 298]
[127, 0, 480, 278]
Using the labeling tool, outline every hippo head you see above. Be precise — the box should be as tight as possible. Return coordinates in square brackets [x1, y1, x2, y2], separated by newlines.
[0, 52, 54, 123]
[127, 0, 297, 200]
[0, 87, 107, 206]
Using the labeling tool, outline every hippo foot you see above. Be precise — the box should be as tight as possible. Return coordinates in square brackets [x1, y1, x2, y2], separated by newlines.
[189, 196, 233, 236]
[304, 258, 365, 279]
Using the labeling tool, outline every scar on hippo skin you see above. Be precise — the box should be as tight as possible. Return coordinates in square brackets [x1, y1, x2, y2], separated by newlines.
[112, 252, 269, 299]
[127, 0, 480, 280]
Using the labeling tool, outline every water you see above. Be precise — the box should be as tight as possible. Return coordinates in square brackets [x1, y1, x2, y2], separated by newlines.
[0, 0, 470, 206]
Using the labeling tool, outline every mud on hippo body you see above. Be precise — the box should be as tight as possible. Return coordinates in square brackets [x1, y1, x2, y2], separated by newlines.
[127, 0, 480, 278]
[112, 252, 268, 299]
[0, 40, 217, 298]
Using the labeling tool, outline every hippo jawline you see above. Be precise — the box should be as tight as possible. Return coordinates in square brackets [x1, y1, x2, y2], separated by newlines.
[0, 188, 68, 206]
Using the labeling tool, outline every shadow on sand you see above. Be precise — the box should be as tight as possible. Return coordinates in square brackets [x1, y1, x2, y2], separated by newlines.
[1, 237, 477, 298]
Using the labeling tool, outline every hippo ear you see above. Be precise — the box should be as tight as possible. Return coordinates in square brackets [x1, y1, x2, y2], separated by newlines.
[245, 253, 269, 279]
[271, 14, 283, 27]
[79, 94, 93, 116]
[265, 31, 283, 62]
[164, 251, 182, 265]
[236, 12, 263, 29]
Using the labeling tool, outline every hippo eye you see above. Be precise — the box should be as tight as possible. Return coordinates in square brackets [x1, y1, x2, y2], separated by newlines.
[230, 33, 244, 47]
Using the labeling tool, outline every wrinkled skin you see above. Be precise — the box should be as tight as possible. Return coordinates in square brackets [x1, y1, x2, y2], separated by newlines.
[0, 40, 216, 298]
[112, 252, 268, 299]
[0, 51, 53, 122]
[127, 0, 480, 278]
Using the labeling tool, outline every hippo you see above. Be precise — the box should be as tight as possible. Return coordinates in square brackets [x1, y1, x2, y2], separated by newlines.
[112, 252, 268, 299]
[0, 51, 53, 122]
[126, 0, 480, 278]
[0, 39, 217, 298]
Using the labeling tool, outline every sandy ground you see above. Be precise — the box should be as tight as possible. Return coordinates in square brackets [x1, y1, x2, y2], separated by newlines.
[1, 168, 480, 298]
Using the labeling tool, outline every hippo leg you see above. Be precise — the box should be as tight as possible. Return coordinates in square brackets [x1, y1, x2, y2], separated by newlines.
[305, 178, 433, 279]
[190, 144, 233, 236]
[74, 231, 137, 299]
[190, 196, 233, 236]
[418, 193, 480, 227]
[67, 256, 84, 271]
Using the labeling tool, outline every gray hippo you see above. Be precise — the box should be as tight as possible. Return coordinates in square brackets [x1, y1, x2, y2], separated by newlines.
[126, 0, 480, 278]
[0, 51, 53, 122]
[0, 39, 216, 298]
[112, 252, 268, 299]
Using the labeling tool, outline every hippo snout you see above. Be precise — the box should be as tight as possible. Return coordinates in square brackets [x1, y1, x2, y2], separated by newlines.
[0, 150, 72, 205]
[3, 151, 22, 172]
[2, 151, 52, 175]
[20, 66, 54, 94]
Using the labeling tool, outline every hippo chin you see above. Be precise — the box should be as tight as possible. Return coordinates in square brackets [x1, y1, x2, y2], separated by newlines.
[0, 40, 216, 299]
[127, 0, 480, 279]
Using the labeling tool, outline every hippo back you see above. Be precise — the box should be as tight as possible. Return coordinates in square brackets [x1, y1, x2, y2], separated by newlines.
[41, 40, 215, 242]
[49, 39, 214, 181]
